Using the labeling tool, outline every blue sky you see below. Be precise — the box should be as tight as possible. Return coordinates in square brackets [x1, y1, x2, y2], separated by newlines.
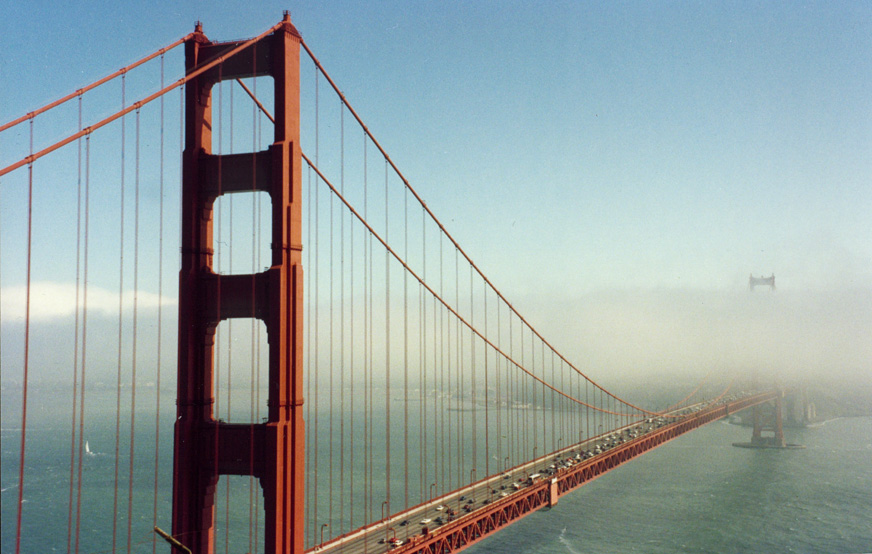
[1, 1, 870, 382]
[3, 2, 870, 290]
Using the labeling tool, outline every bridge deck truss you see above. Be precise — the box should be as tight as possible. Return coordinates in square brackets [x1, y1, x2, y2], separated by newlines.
[353, 391, 777, 554]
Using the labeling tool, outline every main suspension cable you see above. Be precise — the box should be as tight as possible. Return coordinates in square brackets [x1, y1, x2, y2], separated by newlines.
[1, 22, 282, 177]
[302, 152, 641, 417]
[299, 39, 667, 420]
[0, 34, 192, 134]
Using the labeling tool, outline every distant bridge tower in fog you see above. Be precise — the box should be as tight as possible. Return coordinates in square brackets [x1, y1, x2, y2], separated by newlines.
[749, 273, 775, 291]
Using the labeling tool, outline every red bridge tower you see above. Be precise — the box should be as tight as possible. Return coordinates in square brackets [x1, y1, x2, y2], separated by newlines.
[172, 14, 305, 554]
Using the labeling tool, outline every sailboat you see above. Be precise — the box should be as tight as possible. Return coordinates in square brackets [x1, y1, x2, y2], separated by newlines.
[85, 440, 94, 456]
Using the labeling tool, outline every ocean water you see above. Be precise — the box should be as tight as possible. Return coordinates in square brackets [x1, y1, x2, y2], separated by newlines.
[467, 416, 872, 554]
[2, 385, 870, 554]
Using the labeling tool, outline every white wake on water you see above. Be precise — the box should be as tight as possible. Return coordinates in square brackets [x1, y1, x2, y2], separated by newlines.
[558, 527, 583, 554]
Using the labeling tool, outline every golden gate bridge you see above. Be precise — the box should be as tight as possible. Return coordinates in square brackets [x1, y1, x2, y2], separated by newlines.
[1, 13, 784, 554]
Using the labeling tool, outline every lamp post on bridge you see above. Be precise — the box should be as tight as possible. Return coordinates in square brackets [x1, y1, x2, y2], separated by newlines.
[381, 500, 391, 526]
[381, 499, 393, 545]
[319, 524, 328, 550]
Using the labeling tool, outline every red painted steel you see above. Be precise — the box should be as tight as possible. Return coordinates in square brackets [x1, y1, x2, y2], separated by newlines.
[377, 392, 777, 554]
[0, 23, 283, 179]
[0, 35, 192, 134]
[172, 14, 304, 554]
[751, 393, 786, 447]
[553, 392, 775, 498]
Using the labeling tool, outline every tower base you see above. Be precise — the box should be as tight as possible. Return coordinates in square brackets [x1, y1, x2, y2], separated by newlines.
[732, 392, 804, 449]
[732, 441, 805, 450]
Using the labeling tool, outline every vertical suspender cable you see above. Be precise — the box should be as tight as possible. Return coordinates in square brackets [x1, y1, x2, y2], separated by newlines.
[313, 67, 321, 545]
[256, 113, 264, 552]
[437, 236, 443, 494]
[579, 372, 583, 442]
[67, 94, 84, 554]
[599, 386, 603, 437]
[609, 395, 613, 431]
[585, 376, 589, 442]
[214, 78, 223, 546]
[521, 325, 527, 460]
[303, 99, 310, 549]
[305, 164, 312, 549]
[484, 280, 489, 477]
[577, 367, 580, 443]
[126, 105, 141, 554]
[368, 141, 375, 530]
[216, 77, 225, 547]
[403, 185, 409, 511]
[470, 264, 476, 479]
[529, 330, 535, 459]
[430, 212, 436, 494]
[539, 340, 544, 456]
[508, 310, 513, 468]
[13, 119, 34, 554]
[306, 165, 316, 547]
[328, 109, 335, 536]
[550, 347, 555, 454]
[152, 54, 166, 554]
[506, 309, 511, 468]
[516, 323, 521, 460]
[342, 118, 355, 529]
[362, 135, 370, 537]
[339, 101, 346, 536]
[541, 342, 546, 457]
[313, 164, 320, 544]
[217, 76, 231, 554]
[601, 388, 605, 437]
[536, 332, 541, 456]
[384, 158, 391, 517]
[112, 74, 127, 554]
[248, 62, 257, 553]
[575, 372, 580, 443]
[557, 353, 562, 451]
[454, 248, 460, 491]
[226, 79, 235, 554]
[177, 87, 185, 547]
[443, 240, 450, 495]
[419, 209, 425, 502]
[496, 298, 502, 474]
[74, 133, 91, 554]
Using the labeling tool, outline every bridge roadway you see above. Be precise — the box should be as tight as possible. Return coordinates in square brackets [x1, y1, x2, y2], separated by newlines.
[312, 390, 777, 554]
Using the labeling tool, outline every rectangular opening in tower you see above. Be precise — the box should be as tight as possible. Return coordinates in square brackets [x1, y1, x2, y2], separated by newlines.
[213, 191, 272, 275]
[212, 76, 275, 156]
[213, 317, 270, 424]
